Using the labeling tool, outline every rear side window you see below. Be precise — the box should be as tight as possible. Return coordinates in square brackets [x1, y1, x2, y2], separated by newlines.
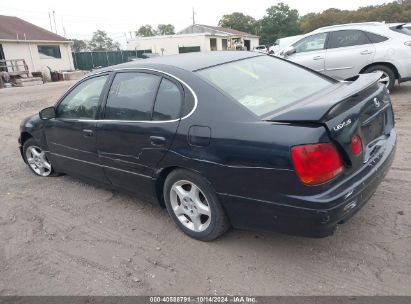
[105, 72, 161, 121]
[153, 78, 182, 121]
[328, 30, 371, 48]
[365, 31, 388, 43]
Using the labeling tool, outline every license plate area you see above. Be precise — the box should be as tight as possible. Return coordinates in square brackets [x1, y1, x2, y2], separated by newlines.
[361, 112, 385, 144]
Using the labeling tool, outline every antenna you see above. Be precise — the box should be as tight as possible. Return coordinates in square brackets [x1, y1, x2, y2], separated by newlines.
[61, 18, 67, 37]
[48, 12, 53, 32]
[53, 10, 57, 34]
[192, 7, 196, 25]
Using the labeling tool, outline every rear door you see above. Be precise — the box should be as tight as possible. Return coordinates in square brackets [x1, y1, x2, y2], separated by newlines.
[96, 71, 183, 196]
[325, 30, 376, 80]
[286, 32, 328, 73]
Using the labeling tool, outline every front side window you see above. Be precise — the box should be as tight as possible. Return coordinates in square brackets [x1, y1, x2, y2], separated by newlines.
[293, 33, 327, 53]
[153, 78, 182, 121]
[56, 75, 108, 119]
[38, 45, 61, 59]
[328, 30, 371, 49]
[197, 56, 334, 118]
[105, 72, 161, 121]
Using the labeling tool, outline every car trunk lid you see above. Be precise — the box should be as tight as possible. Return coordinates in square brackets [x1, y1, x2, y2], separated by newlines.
[267, 73, 395, 171]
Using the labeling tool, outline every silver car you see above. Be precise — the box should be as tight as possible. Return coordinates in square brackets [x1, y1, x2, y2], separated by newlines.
[281, 22, 411, 90]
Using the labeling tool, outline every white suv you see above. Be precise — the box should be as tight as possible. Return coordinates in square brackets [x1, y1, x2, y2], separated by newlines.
[281, 22, 411, 90]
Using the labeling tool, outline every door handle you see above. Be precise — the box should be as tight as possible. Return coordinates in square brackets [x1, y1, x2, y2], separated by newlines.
[149, 136, 166, 147]
[313, 56, 324, 60]
[83, 129, 94, 137]
[360, 50, 372, 55]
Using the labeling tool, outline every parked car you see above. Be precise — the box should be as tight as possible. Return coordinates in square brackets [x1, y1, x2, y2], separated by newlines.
[280, 22, 411, 90]
[253, 45, 268, 53]
[19, 52, 396, 241]
[269, 35, 303, 54]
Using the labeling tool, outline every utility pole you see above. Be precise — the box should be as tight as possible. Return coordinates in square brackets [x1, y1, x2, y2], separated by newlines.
[48, 12, 53, 32]
[52, 10, 58, 34]
[192, 7, 196, 25]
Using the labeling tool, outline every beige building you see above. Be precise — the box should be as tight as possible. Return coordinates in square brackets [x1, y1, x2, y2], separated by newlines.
[127, 24, 260, 56]
[0, 15, 74, 74]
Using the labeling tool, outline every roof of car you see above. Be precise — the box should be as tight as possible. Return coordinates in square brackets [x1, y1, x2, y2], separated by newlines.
[313, 22, 388, 33]
[98, 51, 261, 73]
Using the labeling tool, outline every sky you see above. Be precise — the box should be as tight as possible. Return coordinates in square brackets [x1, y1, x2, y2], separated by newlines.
[1, 0, 390, 45]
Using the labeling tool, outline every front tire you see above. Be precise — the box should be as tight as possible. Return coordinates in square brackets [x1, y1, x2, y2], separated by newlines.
[163, 169, 230, 241]
[23, 138, 57, 177]
[364, 65, 396, 90]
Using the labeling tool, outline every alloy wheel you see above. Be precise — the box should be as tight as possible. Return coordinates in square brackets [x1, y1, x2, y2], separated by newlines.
[375, 70, 391, 88]
[169, 180, 211, 232]
[25, 146, 52, 176]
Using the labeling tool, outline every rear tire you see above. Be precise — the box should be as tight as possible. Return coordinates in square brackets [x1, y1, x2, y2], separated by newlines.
[364, 65, 396, 90]
[163, 169, 230, 241]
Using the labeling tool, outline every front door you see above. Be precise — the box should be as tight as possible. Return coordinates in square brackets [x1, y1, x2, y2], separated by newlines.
[286, 32, 328, 73]
[44, 74, 110, 183]
[96, 71, 183, 197]
[325, 30, 376, 80]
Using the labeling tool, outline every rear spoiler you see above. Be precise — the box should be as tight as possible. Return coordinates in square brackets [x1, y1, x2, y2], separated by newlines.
[265, 73, 383, 123]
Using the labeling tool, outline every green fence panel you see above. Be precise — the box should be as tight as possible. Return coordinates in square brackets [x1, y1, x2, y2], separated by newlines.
[72, 50, 152, 70]
[178, 46, 200, 54]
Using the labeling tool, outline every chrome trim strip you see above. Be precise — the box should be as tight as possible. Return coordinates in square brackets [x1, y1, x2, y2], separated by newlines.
[326, 67, 353, 71]
[76, 67, 198, 124]
[50, 153, 152, 178]
[167, 150, 293, 171]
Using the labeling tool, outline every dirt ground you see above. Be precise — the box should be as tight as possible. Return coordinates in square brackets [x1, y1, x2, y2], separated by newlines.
[0, 80, 409, 296]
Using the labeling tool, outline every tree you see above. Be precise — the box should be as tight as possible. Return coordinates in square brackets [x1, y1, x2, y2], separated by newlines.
[136, 25, 156, 37]
[260, 3, 301, 44]
[71, 39, 88, 52]
[299, 0, 411, 33]
[88, 30, 120, 51]
[218, 12, 257, 34]
[157, 24, 175, 35]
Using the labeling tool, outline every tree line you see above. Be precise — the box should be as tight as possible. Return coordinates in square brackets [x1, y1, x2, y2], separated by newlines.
[72, 0, 411, 51]
[220, 0, 411, 44]
[72, 24, 175, 52]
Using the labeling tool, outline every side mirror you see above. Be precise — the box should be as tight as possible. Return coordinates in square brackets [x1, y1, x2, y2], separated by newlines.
[284, 46, 296, 57]
[39, 106, 56, 120]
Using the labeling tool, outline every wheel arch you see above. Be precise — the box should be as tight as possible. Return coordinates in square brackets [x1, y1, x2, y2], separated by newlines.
[360, 62, 400, 79]
[154, 165, 205, 208]
[20, 131, 33, 145]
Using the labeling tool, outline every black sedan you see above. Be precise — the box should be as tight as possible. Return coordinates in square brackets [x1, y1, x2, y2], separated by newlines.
[19, 52, 396, 241]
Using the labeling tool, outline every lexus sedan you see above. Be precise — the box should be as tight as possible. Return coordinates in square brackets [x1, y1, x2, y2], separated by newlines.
[280, 22, 411, 90]
[19, 52, 396, 241]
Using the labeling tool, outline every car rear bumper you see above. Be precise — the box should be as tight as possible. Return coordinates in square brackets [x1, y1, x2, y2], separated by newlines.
[219, 129, 396, 237]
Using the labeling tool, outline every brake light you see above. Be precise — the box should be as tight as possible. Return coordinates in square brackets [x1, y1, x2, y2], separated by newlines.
[351, 135, 362, 156]
[291, 143, 343, 185]
[405, 41, 411, 47]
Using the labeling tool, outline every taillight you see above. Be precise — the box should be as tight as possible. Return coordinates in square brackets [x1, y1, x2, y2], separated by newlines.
[291, 143, 343, 185]
[405, 41, 411, 47]
[351, 135, 362, 156]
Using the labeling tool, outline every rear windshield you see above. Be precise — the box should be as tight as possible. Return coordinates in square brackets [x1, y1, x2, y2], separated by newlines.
[197, 56, 334, 117]
[390, 26, 411, 36]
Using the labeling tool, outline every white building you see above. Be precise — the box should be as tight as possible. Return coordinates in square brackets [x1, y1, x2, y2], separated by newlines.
[127, 24, 260, 56]
[0, 15, 74, 74]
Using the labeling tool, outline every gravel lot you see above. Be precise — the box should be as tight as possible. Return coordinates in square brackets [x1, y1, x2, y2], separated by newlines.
[0, 80, 410, 296]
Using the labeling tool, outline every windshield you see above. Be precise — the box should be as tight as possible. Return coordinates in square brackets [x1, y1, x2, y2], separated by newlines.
[197, 56, 334, 117]
[390, 25, 411, 36]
